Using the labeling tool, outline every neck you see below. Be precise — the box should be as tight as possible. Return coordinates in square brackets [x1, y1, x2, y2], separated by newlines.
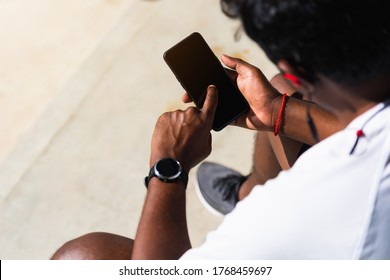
[314, 74, 390, 128]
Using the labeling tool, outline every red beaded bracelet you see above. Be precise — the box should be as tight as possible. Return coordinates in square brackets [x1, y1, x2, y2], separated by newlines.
[274, 93, 288, 136]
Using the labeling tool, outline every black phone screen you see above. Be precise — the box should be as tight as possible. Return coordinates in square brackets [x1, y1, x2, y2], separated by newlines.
[163, 32, 249, 131]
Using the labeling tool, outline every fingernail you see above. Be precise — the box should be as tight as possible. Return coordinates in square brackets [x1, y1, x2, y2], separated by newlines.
[208, 86, 218, 98]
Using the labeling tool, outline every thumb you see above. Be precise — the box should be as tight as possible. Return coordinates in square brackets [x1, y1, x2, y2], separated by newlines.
[221, 54, 247, 72]
[221, 54, 258, 77]
[221, 54, 238, 70]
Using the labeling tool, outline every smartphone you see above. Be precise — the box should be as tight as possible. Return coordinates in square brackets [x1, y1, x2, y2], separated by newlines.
[163, 32, 249, 131]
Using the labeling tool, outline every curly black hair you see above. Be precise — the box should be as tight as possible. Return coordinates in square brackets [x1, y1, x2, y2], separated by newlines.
[221, 0, 390, 85]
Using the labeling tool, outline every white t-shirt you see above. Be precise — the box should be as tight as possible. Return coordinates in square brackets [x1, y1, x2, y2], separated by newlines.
[181, 101, 390, 259]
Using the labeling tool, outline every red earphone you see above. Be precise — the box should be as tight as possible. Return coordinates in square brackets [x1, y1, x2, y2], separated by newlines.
[283, 73, 301, 87]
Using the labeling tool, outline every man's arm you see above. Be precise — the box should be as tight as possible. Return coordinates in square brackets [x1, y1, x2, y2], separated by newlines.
[131, 86, 218, 260]
[131, 179, 190, 259]
[221, 55, 341, 145]
[268, 74, 341, 144]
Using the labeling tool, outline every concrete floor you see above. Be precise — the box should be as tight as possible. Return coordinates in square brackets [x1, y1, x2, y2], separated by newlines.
[0, 0, 278, 259]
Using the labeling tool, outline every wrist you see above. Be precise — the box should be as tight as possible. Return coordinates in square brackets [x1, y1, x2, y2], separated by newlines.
[150, 156, 191, 174]
[145, 157, 189, 189]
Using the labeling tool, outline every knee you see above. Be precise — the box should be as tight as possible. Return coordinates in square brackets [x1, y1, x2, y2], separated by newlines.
[51, 232, 133, 260]
[51, 232, 106, 260]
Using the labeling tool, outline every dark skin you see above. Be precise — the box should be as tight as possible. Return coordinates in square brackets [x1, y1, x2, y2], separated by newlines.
[51, 232, 134, 260]
[131, 55, 389, 260]
[51, 55, 389, 260]
[52, 86, 218, 260]
[183, 55, 341, 144]
[183, 55, 341, 199]
[132, 85, 218, 259]
[225, 56, 342, 199]
[182, 57, 340, 146]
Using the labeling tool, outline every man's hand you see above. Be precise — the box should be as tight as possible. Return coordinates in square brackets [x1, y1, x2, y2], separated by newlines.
[150, 85, 218, 173]
[182, 55, 280, 131]
[220, 54, 280, 131]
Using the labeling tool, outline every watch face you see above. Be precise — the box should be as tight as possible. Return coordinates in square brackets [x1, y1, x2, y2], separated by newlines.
[154, 158, 182, 180]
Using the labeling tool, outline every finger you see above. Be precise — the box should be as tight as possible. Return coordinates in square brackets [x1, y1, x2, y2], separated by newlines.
[221, 54, 239, 70]
[201, 85, 218, 123]
[221, 54, 249, 73]
[270, 73, 296, 96]
[221, 54, 259, 76]
[230, 113, 256, 130]
[224, 67, 238, 82]
[182, 92, 192, 103]
[230, 114, 247, 129]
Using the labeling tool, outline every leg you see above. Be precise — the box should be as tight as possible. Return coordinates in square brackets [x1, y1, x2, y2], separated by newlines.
[238, 131, 305, 200]
[51, 232, 134, 260]
[238, 74, 307, 200]
[196, 131, 306, 215]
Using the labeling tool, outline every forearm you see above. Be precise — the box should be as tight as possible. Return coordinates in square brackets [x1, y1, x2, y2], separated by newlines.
[131, 178, 191, 260]
[269, 74, 341, 145]
[272, 95, 342, 145]
[132, 86, 216, 259]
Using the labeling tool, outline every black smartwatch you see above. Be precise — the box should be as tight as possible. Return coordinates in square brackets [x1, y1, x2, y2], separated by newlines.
[144, 158, 188, 189]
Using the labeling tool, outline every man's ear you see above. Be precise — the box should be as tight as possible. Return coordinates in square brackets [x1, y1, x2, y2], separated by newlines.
[277, 59, 315, 94]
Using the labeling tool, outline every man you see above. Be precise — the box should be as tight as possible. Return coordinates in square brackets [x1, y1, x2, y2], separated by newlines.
[192, 72, 340, 216]
[52, 0, 390, 259]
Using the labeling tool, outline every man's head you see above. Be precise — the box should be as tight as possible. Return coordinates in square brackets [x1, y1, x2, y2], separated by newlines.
[221, 0, 390, 86]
